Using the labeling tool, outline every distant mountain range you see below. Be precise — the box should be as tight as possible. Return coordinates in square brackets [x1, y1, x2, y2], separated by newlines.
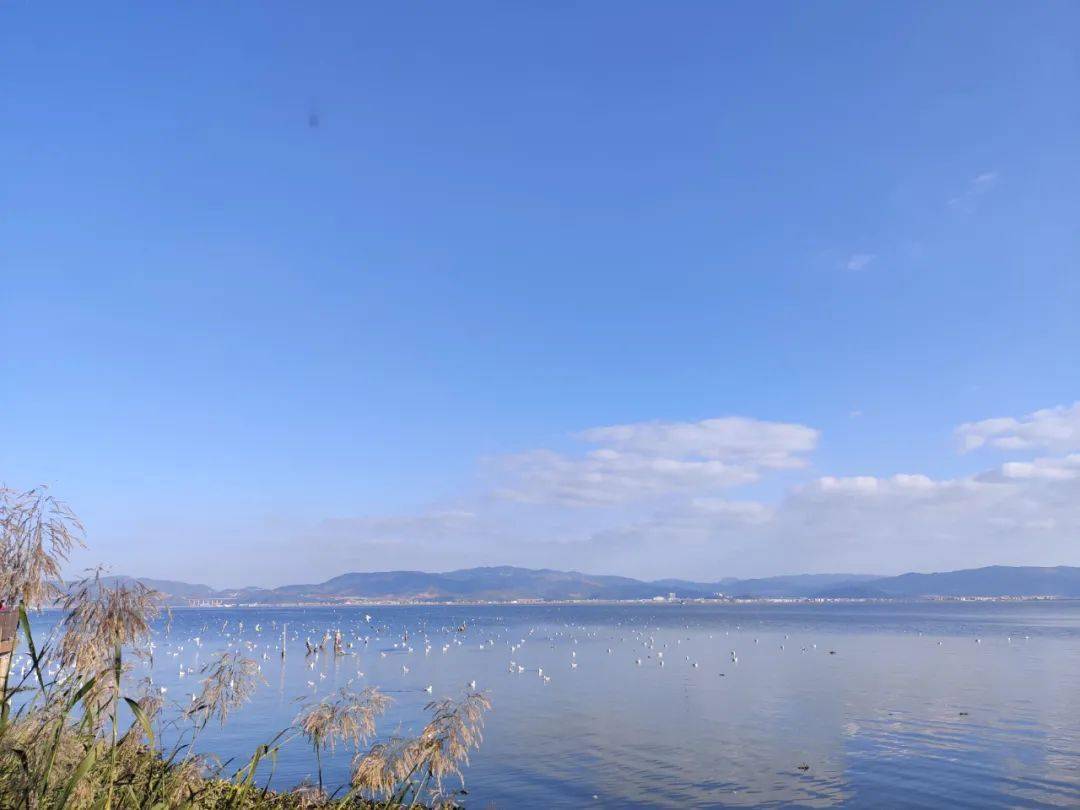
[812, 566, 1080, 599]
[97, 565, 1080, 605]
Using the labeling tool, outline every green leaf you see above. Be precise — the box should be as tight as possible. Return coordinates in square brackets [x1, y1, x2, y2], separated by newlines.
[68, 675, 98, 714]
[55, 743, 97, 810]
[124, 697, 155, 748]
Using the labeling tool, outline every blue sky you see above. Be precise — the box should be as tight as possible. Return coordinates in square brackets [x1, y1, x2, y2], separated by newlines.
[3, 2, 1079, 586]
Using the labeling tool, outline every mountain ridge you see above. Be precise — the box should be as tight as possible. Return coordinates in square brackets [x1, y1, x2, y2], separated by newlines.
[94, 565, 1080, 605]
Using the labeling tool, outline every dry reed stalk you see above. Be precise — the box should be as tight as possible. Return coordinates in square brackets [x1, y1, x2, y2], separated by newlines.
[0, 486, 84, 609]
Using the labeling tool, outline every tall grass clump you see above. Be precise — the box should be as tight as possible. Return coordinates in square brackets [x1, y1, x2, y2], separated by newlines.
[0, 487, 491, 808]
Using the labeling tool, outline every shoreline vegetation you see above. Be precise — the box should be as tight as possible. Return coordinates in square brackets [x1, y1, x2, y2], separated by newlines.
[0, 487, 491, 809]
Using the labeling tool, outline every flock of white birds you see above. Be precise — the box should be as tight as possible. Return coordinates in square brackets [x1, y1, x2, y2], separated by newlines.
[20, 609, 1026, 712]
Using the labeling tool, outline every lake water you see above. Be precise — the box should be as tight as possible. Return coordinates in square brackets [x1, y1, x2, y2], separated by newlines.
[25, 601, 1080, 807]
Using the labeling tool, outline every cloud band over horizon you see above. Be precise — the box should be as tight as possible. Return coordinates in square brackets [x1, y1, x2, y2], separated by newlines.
[72, 402, 1080, 588]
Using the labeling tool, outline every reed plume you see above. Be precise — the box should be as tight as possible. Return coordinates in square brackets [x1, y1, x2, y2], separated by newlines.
[415, 691, 491, 790]
[57, 569, 162, 676]
[297, 686, 392, 753]
[351, 690, 491, 804]
[297, 686, 392, 793]
[350, 735, 420, 798]
[0, 486, 84, 609]
[186, 651, 262, 727]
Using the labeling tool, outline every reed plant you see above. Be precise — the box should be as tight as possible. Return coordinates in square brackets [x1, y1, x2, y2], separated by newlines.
[0, 487, 490, 808]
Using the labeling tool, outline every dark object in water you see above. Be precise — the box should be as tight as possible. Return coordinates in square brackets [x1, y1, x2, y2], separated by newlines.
[797, 764, 810, 771]
[959, 711, 969, 716]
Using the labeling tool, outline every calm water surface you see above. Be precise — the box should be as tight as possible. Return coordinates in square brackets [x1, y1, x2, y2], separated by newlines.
[27, 602, 1080, 807]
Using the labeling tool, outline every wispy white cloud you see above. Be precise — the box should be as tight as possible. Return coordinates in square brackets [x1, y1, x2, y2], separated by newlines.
[956, 401, 1080, 452]
[948, 171, 998, 210]
[835, 170, 997, 279]
[986, 454, 1080, 482]
[844, 253, 876, 271]
[489, 402, 1080, 575]
[579, 461, 1080, 577]
[576, 417, 817, 466]
[493, 416, 818, 506]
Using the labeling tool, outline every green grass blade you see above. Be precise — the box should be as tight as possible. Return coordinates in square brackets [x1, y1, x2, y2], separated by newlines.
[124, 697, 155, 749]
[55, 742, 97, 810]
[18, 605, 47, 694]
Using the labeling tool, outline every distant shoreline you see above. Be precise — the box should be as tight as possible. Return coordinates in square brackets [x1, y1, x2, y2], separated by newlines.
[172, 595, 1074, 609]
[92, 565, 1080, 607]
